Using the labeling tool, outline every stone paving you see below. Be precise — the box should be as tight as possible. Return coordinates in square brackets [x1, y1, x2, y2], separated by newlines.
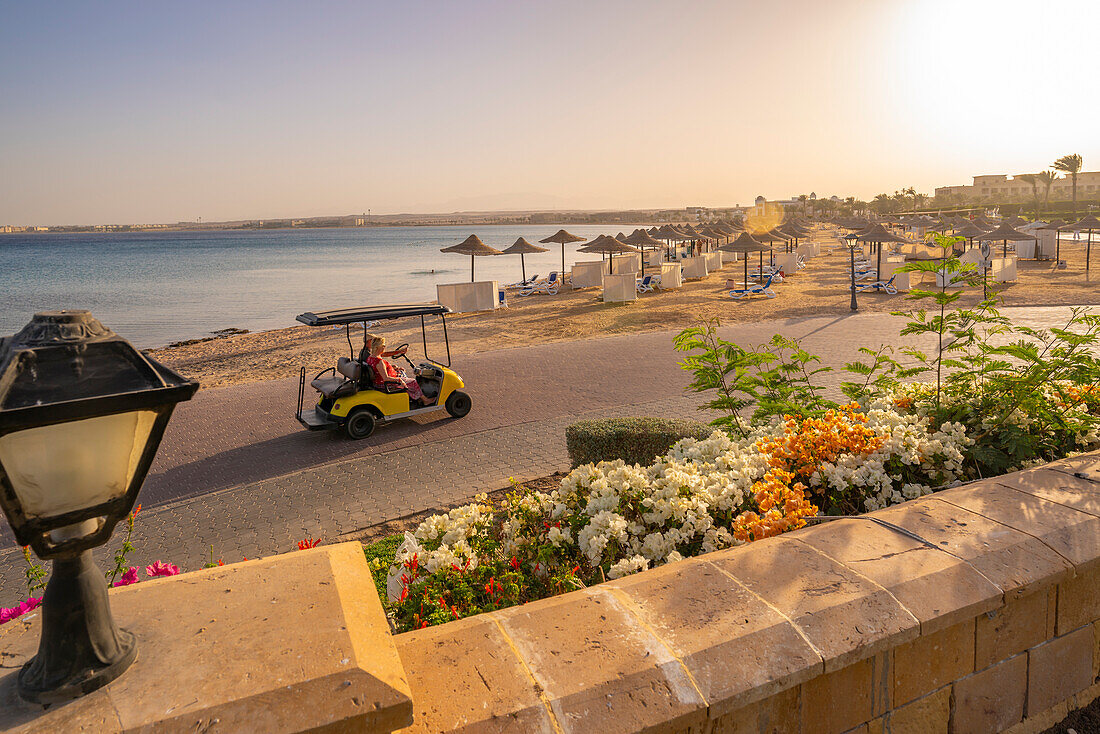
[0, 306, 1087, 604]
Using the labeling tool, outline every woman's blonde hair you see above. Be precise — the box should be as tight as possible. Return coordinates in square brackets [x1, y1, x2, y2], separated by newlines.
[365, 333, 385, 355]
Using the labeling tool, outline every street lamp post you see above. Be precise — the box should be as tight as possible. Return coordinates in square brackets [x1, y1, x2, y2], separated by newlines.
[0, 311, 198, 703]
[845, 234, 859, 311]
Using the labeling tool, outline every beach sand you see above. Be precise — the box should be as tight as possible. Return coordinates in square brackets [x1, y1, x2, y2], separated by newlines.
[152, 228, 1100, 389]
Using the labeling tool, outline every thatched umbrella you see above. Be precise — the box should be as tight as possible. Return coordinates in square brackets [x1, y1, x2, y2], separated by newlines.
[579, 235, 641, 275]
[720, 232, 770, 286]
[1067, 215, 1100, 271]
[954, 222, 989, 252]
[623, 229, 665, 276]
[441, 234, 503, 281]
[501, 237, 549, 282]
[973, 214, 998, 229]
[1004, 216, 1029, 228]
[856, 223, 910, 282]
[655, 225, 691, 259]
[539, 229, 587, 279]
[978, 221, 1036, 259]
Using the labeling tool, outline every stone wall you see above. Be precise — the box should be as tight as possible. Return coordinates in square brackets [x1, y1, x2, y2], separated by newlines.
[394, 452, 1100, 733]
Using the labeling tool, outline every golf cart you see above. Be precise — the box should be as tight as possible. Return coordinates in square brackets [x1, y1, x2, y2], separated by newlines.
[295, 303, 471, 439]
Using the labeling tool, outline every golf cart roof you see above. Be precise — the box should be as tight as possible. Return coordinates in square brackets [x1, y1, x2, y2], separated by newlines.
[296, 303, 451, 327]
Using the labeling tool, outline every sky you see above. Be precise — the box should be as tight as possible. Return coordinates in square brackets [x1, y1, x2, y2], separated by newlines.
[2, 0, 1098, 225]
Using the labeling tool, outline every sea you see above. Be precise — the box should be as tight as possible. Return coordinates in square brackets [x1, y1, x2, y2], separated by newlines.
[0, 225, 628, 348]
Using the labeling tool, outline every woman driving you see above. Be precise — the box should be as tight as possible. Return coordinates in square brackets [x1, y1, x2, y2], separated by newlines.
[364, 335, 431, 406]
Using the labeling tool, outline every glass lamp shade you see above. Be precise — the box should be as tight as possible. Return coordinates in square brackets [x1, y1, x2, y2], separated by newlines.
[0, 311, 198, 558]
[0, 410, 157, 519]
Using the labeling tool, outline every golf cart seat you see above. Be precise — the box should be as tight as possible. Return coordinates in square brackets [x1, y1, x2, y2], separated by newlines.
[311, 357, 361, 399]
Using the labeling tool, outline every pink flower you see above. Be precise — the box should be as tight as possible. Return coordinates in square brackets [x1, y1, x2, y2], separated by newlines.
[0, 596, 42, 625]
[113, 567, 140, 587]
[144, 561, 180, 578]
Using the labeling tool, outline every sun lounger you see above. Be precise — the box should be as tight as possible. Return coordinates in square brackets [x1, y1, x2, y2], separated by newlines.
[506, 274, 539, 289]
[636, 274, 655, 293]
[729, 273, 778, 300]
[519, 271, 560, 296]
[856, 275, 899, 295]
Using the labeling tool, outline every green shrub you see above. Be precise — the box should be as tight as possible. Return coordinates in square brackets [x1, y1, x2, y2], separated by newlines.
[565, 417, 712, 468]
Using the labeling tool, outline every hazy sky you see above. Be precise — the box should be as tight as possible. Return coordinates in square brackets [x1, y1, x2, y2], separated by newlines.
[2, 0, 1098, 224]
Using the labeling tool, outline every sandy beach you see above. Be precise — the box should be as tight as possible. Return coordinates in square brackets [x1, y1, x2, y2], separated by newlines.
[152, 227, 1100, 389]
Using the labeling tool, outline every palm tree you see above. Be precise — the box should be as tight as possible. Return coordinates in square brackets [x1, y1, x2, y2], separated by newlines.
[1037, 170, 1056, 215]
[1053, 154, 1083, 218]
[1018, 173, 1039, 218]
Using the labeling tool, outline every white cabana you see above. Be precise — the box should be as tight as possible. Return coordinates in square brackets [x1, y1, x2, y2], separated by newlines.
[570, 261, 606, 289]
[437, 281, 499, 313]
[602, 273, 637, 302]
[681, 256, 709, 279]
[659, 262, 683, 288]
[704, 252, 723, 271]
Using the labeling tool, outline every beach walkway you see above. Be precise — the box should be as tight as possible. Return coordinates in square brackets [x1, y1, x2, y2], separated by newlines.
[0, 306, 1085, 604]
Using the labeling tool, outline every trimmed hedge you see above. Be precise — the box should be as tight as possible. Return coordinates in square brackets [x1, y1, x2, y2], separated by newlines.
[565, 417, 713, 468]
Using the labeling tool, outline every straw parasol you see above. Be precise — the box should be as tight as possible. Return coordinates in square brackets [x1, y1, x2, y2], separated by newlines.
[578, 235, 640, 274]
[501, 237, 549, 282]
[856, 223, 910, 282]
[539, 229, 587, 279]
[622, 229, 665, 275]
[977, 221, 1036, 259]
[440, 234, 503, 281]
[720, 231, 770, 286]
[1066, 215, 1100, 270]
[954, 222, 989, 252]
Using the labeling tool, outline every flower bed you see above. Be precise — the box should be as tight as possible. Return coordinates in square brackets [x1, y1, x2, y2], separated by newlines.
[386, 400, 982, 631]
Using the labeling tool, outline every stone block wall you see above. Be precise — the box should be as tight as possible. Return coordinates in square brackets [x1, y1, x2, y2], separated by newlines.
[394, 452, 1100, 734]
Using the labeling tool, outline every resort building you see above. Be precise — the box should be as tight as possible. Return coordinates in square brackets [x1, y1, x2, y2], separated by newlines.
[936, 171, 1100, 201]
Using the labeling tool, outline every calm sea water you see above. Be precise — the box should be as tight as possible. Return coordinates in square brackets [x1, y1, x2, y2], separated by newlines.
[0, 225, 630, 348]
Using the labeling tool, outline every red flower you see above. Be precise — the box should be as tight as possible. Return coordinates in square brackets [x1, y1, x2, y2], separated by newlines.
[399, 586, 408, 603]
[297, 537, 322, 551]
[571, 565, 580, 575]
[509, 556, 520, 570]
[133, 504, 142, 515]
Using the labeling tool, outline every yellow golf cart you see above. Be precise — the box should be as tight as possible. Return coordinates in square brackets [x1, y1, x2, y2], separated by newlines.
[295, 303, 471, 439]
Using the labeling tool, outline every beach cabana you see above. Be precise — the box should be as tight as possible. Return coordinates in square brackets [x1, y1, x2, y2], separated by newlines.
[977, 221, 1036, 259]
[1066, 215, 1100, 270]
[501, 237, 548, 282]
[441, 235, 503, 281]
[539, 229, 587, 279]
[720, 232, 770, 286]
[578, 235, 640, 274]
[1043, 220, 1067, 263]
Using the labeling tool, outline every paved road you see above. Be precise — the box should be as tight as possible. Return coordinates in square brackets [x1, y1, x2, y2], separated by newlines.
[0, 306, 1087, 604]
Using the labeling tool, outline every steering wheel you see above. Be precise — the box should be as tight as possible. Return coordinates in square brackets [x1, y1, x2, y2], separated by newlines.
[391, 343, 409, 356]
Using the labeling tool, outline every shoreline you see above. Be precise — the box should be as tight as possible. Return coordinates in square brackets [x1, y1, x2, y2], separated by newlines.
[151, 228, 1100, 390]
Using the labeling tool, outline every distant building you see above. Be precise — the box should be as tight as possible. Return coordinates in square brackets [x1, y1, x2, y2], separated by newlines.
[936, 172, 1100, 201]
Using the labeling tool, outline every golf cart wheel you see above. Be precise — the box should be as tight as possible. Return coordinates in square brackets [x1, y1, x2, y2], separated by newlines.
[445, 390, 472, 418]
[344, 409, 377, 440]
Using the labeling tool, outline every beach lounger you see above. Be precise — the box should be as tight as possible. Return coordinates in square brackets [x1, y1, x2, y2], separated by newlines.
[506, 274, 539, 289]
[519, 271, 560, 296]
[729, 274, 778, 300]
[636, 275, 655, 293]
[856, 275, 899, 295]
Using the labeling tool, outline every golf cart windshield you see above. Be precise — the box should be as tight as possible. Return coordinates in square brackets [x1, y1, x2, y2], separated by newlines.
[296, 303, 452, 366]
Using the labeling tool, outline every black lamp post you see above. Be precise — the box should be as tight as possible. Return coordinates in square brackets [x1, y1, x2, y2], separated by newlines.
[0, 311, 198, 703]
[845, 234, 859, 311]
